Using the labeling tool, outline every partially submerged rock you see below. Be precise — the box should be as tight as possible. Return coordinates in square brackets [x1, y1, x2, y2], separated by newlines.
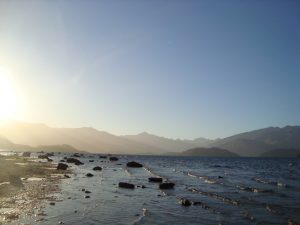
[86, 173, 94, 177]
[127, 161, 143, 168]
[119, 182, 135, 189]
[180, 198, 192, 207]
[148, 177, 163, 183]
[109, 156, 119, 161]
[93, 166, 102, 171]
[57, 163, 68, 170]
[159, 182, 175, 189]
[66, 158, 84, 165]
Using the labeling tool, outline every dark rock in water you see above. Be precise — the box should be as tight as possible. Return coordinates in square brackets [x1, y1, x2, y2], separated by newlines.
[86, 173, 94, 177]
[109, 156, 119, 161]
[72, 153, 81, 157]
[180, 198, 191, 206]
[85, 195, 90, 199]
[57, 163, 68, 170]
[119, 182, 135, 189]
[142, 185, 146, 189]
[49, 202, 55, 206]
[127, 161, 143, 168]
[159, 182, 175, 189]
[81, 188, 86, 192]
[148, 177, 163, 183]
[22, 152, 31, 157]
[85, 190, 91, 194]
[38, 154, 49, 159]
[47, 152, 54, 157]
[93, 166, 102, 171]
[89, 160, 94, 162]
[60, 160, 65, 162]
[64, 174, 71, 178]
[47, 158, 53, 162]
[66, 158, 84, 165]
[9, 175, 23, 187]
[99, 155, 107, 159]
[218, 176, 224, 179]
[288, 219, 300, 225]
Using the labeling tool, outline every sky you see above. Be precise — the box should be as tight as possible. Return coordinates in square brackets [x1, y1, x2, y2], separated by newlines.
[0, 0, 299, 139]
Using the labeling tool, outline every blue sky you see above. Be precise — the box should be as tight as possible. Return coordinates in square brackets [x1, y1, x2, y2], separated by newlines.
[0, 0, 299, 139]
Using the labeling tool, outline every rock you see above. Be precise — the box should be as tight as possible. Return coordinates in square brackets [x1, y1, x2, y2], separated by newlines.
[159, 182, 175, 189]
[86, 173, 94, 177]
[64, 174, 71, 178]
[22, 152, 31, 157]
[218, 176, 223, 179]
[85, 190, 91, 194]
[47, 158, 53, 162]
[49, 202, 55, 206]
[109, 156, 119, 161]
[81, 188, 86, 192]
[72, 153, 81, 157]
[148, 177, 163, 183]
[66, 158, 84, 165]
[38, 154, 49, 159]
[127, 161, 143, 168]
[119, 182, 135, 189]
[57, 163, 68, 170]
[288, 219, 300, 225]
[99, 156, 107, 159]
[93, 166, 102, 171]
[180, 198, 191, 206]
[89, 160, 94, 162]
[85, 195, 90, 199]
[60, 160, 65, 162]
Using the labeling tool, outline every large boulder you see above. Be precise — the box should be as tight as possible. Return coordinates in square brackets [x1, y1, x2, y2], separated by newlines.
[57, 163, 68, 170]
[119, 182, 135, 189]
[159, 182, 175, 190]
[148, 177, 163, 183]
[66, 158, 84, 165]
[126, 161, 143, 168]
[93, 166, 102, 171]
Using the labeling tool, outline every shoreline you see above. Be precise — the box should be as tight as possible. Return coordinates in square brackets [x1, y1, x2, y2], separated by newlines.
[0, 154, 68, 224]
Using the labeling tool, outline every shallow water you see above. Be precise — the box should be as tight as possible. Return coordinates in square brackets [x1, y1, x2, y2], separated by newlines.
[9, 154, 300, 225]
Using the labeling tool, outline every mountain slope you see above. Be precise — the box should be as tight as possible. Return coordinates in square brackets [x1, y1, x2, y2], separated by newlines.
[177, 147, 239, 157]
[122, 132, 207, 152]
[210, 126, 300, 156]
[0, 121, 161, 154]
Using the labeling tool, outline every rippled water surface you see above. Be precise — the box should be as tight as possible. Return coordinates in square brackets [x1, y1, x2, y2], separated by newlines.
[11, 154, 300, 224]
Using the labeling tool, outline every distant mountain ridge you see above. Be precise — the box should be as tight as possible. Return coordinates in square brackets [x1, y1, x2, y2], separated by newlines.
[0, 121, 300, 156]
[173, 147, 239, 157]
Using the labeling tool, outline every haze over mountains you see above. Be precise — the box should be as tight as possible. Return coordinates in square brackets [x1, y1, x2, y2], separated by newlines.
[0, 121, 299, 157]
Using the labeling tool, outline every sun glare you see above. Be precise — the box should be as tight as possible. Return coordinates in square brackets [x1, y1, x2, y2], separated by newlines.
[0, 70, 19, 121]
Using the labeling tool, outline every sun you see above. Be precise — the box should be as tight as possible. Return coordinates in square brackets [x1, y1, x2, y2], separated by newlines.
[0, 71, 19, 121]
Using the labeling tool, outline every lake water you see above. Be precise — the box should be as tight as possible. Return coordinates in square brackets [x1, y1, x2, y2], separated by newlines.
[10, 154, 300, 225]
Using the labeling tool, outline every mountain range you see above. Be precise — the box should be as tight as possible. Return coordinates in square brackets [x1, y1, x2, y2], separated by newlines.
[0, 121, 299, 157]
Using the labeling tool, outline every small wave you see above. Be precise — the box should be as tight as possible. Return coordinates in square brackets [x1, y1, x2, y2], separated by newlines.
[253, 178, 288, 188]
[187, 188, 239, 206]
[186, 172, 219, 185]
[237, 185, 274, 193]
[132, 208, 149, 225]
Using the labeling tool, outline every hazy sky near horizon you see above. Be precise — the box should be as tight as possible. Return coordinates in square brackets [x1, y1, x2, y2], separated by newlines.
[0, 0, 299, 139]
